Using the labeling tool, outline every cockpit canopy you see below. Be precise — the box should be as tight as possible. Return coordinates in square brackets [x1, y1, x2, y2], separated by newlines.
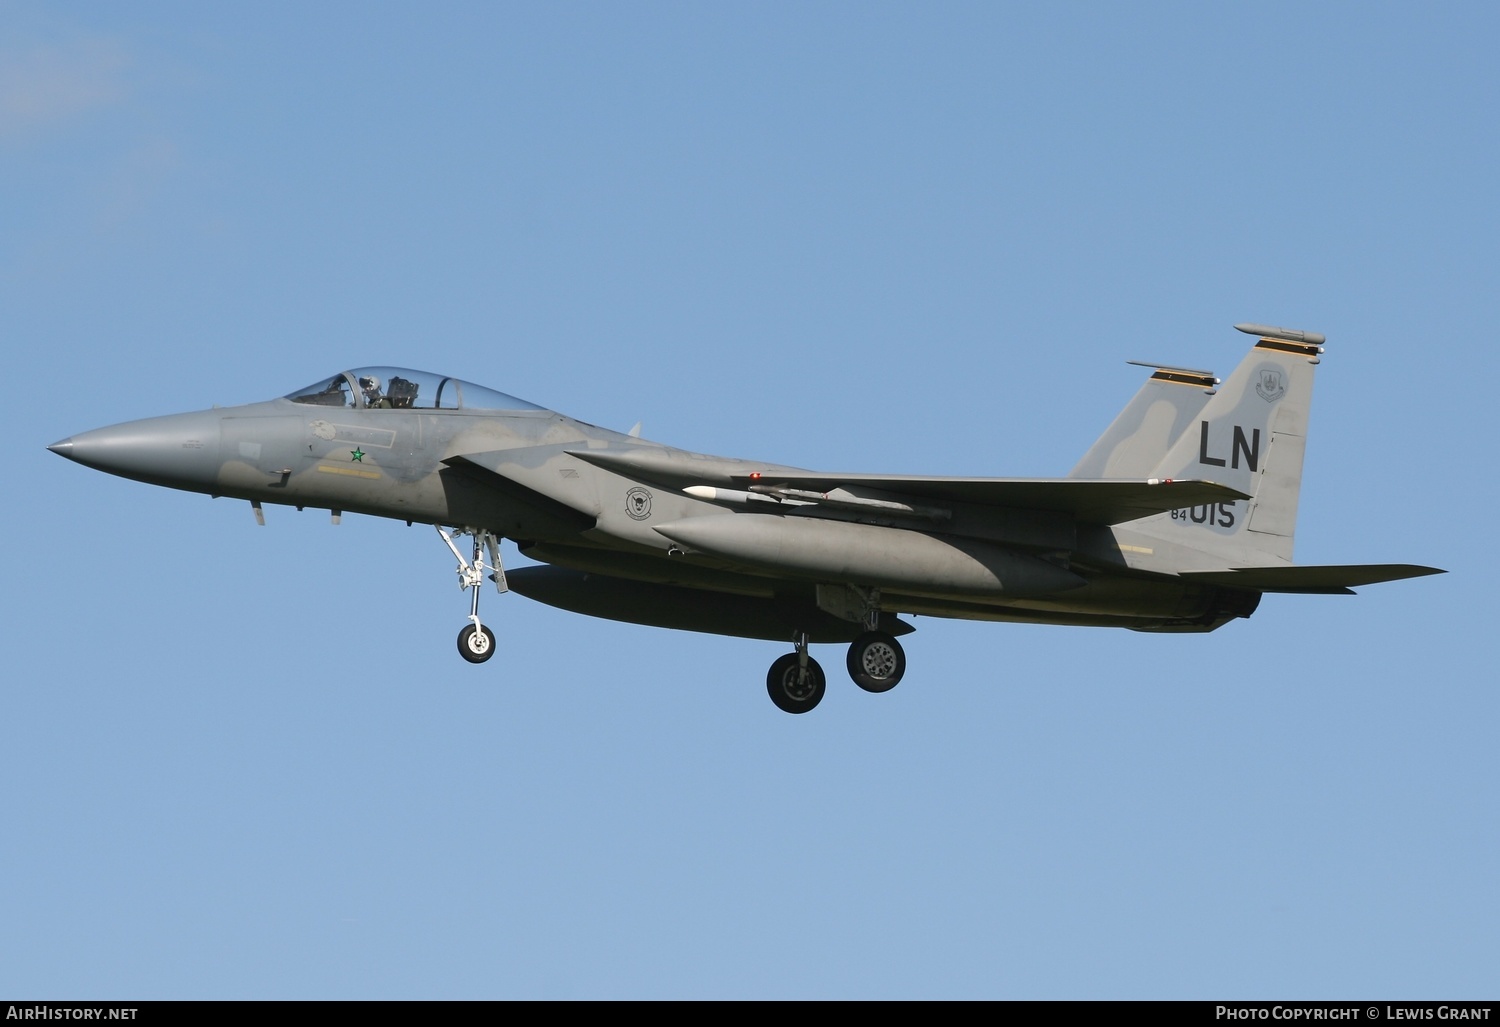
[285, 367, 543, 412]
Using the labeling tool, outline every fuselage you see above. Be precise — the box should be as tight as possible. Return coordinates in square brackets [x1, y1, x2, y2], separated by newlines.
[50, 366, 1260, 641]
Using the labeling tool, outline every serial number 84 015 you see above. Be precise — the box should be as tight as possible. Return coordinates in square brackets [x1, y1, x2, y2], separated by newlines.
[1171, 503, 1237, 528]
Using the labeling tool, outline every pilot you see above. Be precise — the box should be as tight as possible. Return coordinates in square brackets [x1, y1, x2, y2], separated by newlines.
[359, 375, 387, 408]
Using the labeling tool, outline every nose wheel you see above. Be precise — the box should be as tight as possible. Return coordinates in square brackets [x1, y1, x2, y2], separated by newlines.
[458, 623, 497, 663]
[438, 525, 507, 665]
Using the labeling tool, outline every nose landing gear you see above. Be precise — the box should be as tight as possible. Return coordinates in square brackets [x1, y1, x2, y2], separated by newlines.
[437, 525, 507, 664]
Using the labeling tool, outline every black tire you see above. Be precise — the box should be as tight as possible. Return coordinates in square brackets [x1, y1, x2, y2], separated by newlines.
[847, 632, 905, 693]
[766, 653, 826, 714]
[457, 623, 497, 664]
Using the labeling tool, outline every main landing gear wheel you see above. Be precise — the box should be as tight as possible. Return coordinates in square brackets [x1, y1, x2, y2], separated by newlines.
[847, 631, 905, 693]
[457, 623, 496, 664]
[767, 653, 826, 714]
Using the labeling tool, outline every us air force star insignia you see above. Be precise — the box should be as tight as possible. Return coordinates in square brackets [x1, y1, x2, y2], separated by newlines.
[350, 448, 365, 462]
[1255, 368, 1286, 403]
[625, 486, 653, 520]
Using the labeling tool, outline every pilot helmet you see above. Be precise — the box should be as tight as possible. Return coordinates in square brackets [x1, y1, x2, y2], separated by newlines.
[359, 375, 381, 393]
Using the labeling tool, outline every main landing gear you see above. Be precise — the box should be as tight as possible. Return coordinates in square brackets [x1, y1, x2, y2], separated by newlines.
[766, 625, 907, 714]
[767, 633, 826, 714]
[437, 525, 507, 664]
[847, 631, 906, 693]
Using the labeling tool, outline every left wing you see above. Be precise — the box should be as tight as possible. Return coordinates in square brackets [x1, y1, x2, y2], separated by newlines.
[723, 472, 1249, 526]
[569, 446, 1247, 526]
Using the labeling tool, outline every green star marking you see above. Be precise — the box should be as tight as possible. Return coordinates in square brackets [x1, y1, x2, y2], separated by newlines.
[350, 448, 365, 462]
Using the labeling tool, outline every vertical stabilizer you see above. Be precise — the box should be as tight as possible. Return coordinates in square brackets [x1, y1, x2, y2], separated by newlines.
[1133, 324, 1325, 564]
[1070, 363, 1219, 478]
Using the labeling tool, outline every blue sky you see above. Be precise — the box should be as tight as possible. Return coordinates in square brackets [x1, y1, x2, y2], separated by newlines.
[2, 1, 1493, 1000]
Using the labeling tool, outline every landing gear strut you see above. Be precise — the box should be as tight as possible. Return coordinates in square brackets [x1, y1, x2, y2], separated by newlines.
[437, 525, 507, 664]
[767, 631, 825, 714]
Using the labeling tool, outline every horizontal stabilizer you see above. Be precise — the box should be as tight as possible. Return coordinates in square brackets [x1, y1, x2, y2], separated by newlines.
[1178, 564, 1445, 594]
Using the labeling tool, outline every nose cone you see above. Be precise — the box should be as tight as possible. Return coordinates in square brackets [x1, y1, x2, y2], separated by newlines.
[49, 409, 224, 493]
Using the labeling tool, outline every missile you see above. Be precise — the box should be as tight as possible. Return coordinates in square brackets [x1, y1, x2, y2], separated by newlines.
[684, 484, 949, 522]
[747, 484, 950, 522]
[653, 513, 1085, 598]
[681, 485, 803, 509]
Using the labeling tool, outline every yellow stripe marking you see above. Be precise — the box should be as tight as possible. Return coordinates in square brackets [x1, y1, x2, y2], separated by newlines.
[317, 464, 382, 480]
[1118, 544, 1155, 555]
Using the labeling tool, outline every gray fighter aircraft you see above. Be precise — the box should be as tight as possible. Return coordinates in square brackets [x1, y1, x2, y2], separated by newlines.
[49, 323, 1442, 713]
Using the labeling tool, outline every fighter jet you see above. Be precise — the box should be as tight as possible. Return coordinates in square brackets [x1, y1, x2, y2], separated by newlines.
[49, 323, 1442, 713]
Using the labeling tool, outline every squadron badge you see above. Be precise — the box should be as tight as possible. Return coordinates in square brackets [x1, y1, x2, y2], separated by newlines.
[1255, 368, 1286, 403]
[625, 486, 653, 520]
